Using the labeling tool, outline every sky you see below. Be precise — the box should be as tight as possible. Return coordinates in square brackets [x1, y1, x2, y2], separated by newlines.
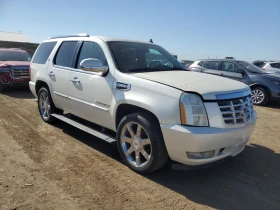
[0, 0, 280, 61]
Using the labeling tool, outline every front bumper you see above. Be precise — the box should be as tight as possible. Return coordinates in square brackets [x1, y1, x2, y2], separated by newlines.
[0, 72, 29, 86]
[29, 81, 37, 98]
[161, 111, 256, 166]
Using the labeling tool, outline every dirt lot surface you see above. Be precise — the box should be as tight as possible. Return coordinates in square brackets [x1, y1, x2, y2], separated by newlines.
[0, 90, 280, 210]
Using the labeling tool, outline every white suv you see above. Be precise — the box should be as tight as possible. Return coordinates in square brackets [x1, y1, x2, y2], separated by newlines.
[29, 34, 256, 173]
[260, 61, 280, 73]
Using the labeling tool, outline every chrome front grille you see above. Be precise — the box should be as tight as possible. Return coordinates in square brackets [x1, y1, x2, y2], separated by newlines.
[218, 95, 254, 125]
[10, 67, 29, 79]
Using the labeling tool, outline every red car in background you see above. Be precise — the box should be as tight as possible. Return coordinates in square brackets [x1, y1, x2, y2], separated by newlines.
[0, 48, 31, 92]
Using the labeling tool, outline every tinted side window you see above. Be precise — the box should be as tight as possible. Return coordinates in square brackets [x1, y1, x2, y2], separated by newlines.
[198, 61, 204, 66]
[203, 61, 219, 70]
[276, 63, 280, 69]
[270, 63, 278, 68]
[76, 42, 107, 68]
[32, 42, 57, 64]
[253, 62, 264, 67]
[221, 62, 239, 72]
[54, 41, 78, 67]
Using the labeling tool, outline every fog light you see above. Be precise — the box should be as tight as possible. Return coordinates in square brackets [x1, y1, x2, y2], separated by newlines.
[187, 151, 215, 159]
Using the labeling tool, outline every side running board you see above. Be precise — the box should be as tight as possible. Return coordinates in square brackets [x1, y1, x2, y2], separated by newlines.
[51, 114, 116, 143]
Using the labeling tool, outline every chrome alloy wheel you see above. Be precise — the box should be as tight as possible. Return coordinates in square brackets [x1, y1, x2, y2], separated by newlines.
[252, 89, 265, 104]
[39, 91, 51, 120]
[120, 122, 152, 168]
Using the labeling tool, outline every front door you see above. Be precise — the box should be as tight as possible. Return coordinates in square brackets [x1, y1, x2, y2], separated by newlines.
[49, 41, 79, 112]
[202, 61, 221, 76]
[69, 41, 114, 129]
[220, 61, 246, 83]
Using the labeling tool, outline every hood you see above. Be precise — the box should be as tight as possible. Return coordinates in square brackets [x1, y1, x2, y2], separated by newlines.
[0, 61, 30, 67]
[266, 70, 280, 74]
[133, 71, 249, 100]
[261, 73, 280, 80]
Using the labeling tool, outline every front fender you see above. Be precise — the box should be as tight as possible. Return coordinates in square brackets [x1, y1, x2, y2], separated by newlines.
[110, 85, 182, 130]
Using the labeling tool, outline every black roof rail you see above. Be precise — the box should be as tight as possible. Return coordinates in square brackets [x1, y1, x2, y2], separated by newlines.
[48, 33, 90, 39]
[9, 48, 22, 50]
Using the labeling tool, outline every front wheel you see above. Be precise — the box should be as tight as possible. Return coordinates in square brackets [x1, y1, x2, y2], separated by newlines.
[0, 81, 4, 92]
[117, 112, 169, 174]
[251, 87, 269, 106]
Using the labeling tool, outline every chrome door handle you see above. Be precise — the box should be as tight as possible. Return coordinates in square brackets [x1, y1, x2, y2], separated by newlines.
[48, 71, 55, 77]
[70, 77, 80, 83]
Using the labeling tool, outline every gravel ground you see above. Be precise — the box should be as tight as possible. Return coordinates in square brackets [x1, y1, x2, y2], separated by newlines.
[0, 89, 279, 210]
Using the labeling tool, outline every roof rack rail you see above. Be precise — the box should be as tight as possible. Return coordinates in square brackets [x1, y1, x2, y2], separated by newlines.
[48, 33, 90, 39]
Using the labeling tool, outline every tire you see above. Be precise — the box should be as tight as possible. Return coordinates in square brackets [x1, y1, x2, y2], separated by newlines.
[116, 112, 169, 174]
[0, 81, 4, 92]
[37, 87, 59, 123]
[251, 86, 269, 106]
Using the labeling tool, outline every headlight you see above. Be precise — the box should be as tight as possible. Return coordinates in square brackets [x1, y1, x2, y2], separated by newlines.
[180, 93, 208, 126]
[272, 81, 280, 86]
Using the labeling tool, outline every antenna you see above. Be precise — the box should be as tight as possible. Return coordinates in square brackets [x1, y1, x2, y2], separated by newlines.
[149, 39, 153, 43]
[207, 54, 210, 59]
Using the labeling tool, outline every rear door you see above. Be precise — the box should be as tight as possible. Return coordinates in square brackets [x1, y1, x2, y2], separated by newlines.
[49, 41, 79, 112]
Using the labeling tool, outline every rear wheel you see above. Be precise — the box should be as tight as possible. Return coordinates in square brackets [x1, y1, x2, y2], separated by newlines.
[251, 87, 269, 106]
[38, 87, 59, 123]
[117, 112, 169, 174]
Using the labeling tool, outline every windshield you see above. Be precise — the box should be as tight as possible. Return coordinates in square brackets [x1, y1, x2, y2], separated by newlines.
[236, 61, 264, 74]
[0, 51, 31, 61]
[107, 41, 185, 73]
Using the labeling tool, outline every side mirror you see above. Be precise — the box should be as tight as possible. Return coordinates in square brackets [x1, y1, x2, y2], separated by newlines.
[236, 69, 245, 74]
[80, 58, 108, 75]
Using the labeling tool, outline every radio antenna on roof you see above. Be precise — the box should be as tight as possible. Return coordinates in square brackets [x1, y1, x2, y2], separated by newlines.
[149, 39, 153, 43]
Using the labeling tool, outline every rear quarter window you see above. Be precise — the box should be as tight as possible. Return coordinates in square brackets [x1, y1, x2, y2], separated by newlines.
[270, 63, 278, 68]
[32, 42, 57, 64]
[253, 62, 264, 67]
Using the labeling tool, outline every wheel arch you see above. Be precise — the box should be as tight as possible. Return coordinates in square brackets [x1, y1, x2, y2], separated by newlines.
[249, 83, 271, 99]
[115, 103, 160, 131]
[35, 80, 50, 94]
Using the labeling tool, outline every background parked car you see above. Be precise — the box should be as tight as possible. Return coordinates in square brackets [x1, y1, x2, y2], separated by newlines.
[259, 61, 280, 73]
[181, 60, 194, 69]
[252, 60, 267, 68]
[0, 48, 31, 92]
[189, 59, 280, 105]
